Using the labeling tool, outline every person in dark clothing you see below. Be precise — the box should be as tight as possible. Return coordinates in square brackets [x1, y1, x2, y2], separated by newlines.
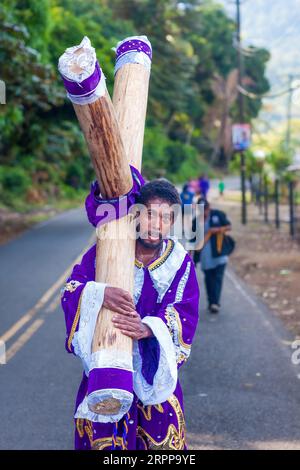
[191, 199, 232, 314]
[180, 182, 195, 238]
[198, 174, 210, 199]
[180, 182, 195, 211]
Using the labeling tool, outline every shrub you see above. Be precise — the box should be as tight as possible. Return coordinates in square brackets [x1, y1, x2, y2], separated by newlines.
[0, 166, 31, 196]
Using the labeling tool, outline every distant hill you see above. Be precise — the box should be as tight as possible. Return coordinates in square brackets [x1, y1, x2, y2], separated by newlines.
[218, 0, 300, 124]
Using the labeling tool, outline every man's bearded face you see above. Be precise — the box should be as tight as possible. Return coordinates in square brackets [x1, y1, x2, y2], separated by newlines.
[136, 197, 174, 249]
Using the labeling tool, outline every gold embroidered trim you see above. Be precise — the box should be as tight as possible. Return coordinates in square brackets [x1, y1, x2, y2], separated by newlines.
[135, 258, 143, 269]
[149, 239, 174, 271]
[92, 436, 125, 450]
[63, 280, 83, 293]
[67, 288, 84, 352]
[137, 403, 164, 421]
[165, 305, 191, 350]
[76, 418, 85, 438]
[76, 418, 127, 450]
[83, 419, 93, 442]
[134, 239, 174, 271]
[136, 394, 186, 450]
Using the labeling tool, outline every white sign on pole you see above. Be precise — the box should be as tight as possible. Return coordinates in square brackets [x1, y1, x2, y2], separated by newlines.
[232, 123, 251, 151]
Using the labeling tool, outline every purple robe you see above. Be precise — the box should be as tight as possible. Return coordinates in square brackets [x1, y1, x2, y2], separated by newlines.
[61, 172, 200, 450]
[61, 239, 199, 450]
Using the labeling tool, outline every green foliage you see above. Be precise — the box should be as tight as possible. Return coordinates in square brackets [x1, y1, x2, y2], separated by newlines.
[267, 145, 293, 177]
[229, 141, 293, 187]
[0, 166, 31, 194]
[0, 0, 270, 209]
[0, 166, 32, 209]
[229, 150, 263, 176]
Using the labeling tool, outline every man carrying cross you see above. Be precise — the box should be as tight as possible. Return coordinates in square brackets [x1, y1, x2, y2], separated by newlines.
[59, 35, 199, 450]
[61, 177, 199, 450]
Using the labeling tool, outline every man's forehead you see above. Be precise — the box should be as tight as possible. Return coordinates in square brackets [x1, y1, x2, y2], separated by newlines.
[144, 197, 172, 209]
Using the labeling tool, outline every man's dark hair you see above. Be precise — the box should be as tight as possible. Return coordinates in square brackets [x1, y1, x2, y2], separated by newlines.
[197, 197, 210, 210]
[136, 179, 181, 206]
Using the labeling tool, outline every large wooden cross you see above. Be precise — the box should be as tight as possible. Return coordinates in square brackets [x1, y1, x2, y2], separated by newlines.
[59, 36, 151, 418]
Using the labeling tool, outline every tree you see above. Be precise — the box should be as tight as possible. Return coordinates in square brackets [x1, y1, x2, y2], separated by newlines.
[0, 0, 270, 208]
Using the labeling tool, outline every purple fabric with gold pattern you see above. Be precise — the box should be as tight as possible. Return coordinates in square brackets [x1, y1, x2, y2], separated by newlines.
[61, 237, 199, 450]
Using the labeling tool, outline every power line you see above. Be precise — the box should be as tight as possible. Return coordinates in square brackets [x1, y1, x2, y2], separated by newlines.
[233, 40, 258, 56]
[237, 83, 300, 100]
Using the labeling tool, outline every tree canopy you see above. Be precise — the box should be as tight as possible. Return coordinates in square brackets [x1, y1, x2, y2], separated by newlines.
[0, 0, 270, 208]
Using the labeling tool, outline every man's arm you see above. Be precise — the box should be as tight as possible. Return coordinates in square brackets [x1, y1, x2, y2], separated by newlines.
[61, 245, 96, 354]
[209, 224, 231, 234]
[209, 210, 232, 235]
[61, 245, 136, 356]
[129, 255, 200, 406]
[111, 254, 200, 369]
[158, 256, 200, 369]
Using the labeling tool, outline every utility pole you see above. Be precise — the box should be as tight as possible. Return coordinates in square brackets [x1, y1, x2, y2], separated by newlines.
[286, 74, 294, 151]
[236, 0, 247, 225]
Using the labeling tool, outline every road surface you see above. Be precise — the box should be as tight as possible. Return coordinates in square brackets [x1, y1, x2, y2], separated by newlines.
[0, 207, 299, 449]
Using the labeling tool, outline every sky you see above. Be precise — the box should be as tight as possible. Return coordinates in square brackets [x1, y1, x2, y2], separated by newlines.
[218, 0, 300, 124]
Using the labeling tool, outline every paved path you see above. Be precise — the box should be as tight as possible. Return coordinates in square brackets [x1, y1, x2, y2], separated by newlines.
[184, 267, 300, 450]
[0, 207, 299, 449]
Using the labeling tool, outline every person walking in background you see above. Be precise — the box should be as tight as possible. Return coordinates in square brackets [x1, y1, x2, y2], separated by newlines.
[180, 182, 195, 212]
[188, 178, 199, 196]
[180, 182, 195, 241]
[218, 179, 225, 197]
[191, 198, 233, 314]
[199, 174, 210, 199]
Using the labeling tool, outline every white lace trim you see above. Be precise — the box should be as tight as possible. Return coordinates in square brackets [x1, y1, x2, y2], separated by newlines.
[72, 281, 106, 375]
[58, 36, 95, 82]
[150, 240, 187, 303]
[89, 349, 133, 372]
[175, 261, 191, 303]
[133, 317, 177, 405]
[74, 389, 134, 423]
[114, 51, 151, 75]
[113, 35, 152, 75]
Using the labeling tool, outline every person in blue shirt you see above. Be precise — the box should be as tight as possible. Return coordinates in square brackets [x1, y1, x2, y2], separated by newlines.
[191, 198, 232, 314]
[180, 182, 195, 210]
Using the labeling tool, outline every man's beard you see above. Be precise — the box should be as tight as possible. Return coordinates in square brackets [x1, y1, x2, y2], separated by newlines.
[137, 233, 163, 250]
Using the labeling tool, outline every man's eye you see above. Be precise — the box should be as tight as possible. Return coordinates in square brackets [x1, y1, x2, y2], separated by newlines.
[148, 211, 158, 218]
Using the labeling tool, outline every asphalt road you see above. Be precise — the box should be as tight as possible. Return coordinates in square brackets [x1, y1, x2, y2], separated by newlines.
[0, 207, 300, 450]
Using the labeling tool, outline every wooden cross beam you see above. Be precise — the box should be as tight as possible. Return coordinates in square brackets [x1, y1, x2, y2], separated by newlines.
[59, 36, 151, 418]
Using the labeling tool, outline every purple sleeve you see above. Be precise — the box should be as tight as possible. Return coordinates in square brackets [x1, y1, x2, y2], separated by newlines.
[60, 244, 96, 354]
[158, 257, 199, 369]
[138, 336, 160, 386]
[85, 165, 145, 228]
[140, 256, 200, 384]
